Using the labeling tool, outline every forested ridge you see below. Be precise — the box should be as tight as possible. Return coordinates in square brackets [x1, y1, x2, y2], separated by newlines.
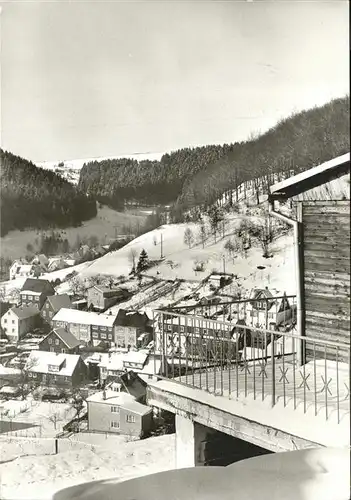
[78, 96, 349, 214]
[0, 149, 97, 236]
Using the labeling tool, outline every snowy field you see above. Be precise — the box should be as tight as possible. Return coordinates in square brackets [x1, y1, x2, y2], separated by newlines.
[77, 215, 295, 295]
[0, 433, 175, 500]
[0, 400, 76, 441]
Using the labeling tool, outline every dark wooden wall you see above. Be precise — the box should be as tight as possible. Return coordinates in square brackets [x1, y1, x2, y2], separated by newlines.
[301, 201, 350, 361]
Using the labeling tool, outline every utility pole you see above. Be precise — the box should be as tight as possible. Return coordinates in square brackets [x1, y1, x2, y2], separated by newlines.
[160, 233, 163, 259]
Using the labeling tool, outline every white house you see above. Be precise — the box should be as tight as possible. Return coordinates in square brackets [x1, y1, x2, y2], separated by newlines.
[0, 306, 40, 342]
[245, 288, 294, 329]
[9, 261, 33, 280]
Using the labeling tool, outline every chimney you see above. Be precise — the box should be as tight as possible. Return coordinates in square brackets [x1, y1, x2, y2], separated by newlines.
[102, 389, 106, 400]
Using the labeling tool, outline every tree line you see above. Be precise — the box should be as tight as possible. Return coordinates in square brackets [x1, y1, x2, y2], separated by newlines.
[76, 96, 349, 218]
[0, 149, 97, 236]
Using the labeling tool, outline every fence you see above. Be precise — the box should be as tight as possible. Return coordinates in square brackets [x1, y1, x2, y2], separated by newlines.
[153, 305, 349, 424]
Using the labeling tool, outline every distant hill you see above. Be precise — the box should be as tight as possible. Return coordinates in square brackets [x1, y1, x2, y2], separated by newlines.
[0, 149, 97, 236]
[77, 96, 349, 213]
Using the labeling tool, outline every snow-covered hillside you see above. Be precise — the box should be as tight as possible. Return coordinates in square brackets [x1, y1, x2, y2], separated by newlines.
[36, 153, 164, 185]
[74, 212, 295, 295]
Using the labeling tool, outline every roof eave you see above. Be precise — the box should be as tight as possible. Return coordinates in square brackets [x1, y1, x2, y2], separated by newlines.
[269, 158, 350, 201]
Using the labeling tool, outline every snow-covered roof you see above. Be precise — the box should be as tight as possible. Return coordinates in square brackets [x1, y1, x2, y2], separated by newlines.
[270, 153, 350, 199]
[25, 351, 81, 376]
[52, 308, 117, 327]
[7, 305, 40, 320]
[139, 356, 162, 376]
[99, 352, 125, 371]
[86, 390, 152, 416]
[123, 350, 148, 366]
[20, 290, 42, 296]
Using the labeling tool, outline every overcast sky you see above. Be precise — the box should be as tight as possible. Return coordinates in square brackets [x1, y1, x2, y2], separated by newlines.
[0, 0, 349, 163]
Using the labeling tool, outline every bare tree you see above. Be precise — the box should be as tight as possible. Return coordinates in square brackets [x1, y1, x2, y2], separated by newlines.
[48, 408, 63, 431]
[183, 227, 194, 249]
[19, 356, 39, 400]
[8, 287, 20, 305]
[70, 390, 85, 432]
[224, 239, 237, 263]
[198, 222, 207, 249]
[69, 276, 86, 296]
[128, 248, 137, 274]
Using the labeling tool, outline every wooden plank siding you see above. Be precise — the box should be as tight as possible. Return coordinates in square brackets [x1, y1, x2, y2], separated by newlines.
[301, 201, 350, 362]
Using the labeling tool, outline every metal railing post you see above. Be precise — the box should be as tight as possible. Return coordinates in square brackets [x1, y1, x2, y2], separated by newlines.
[271, 337, 275, 407]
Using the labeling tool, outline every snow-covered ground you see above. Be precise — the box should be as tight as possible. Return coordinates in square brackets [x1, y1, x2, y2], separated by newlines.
[74, 214, 295, 295]
[51, 447, 349, 500]
[0, 400, 75, 440]
[0, 433, 175, 500]
[36, 152, 164, 185]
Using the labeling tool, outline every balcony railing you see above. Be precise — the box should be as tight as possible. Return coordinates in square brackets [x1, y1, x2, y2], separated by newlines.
[153, 304, 350, 424]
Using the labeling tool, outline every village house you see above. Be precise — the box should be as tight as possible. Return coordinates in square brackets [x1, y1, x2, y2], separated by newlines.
[47, 257, 67, 272]
[86, 389, 153, 437]
[51, 308, 117, 346]
[0, 305, 40, 342]
[87, 285, 129, 311]
[9, 259, 29, 280]
[20, 278, 55, 310]
[96, 350, 162, 384]
[39, 327, 81, 354]
[25, 350, 87, 389]
[244, 288, 294, 329]
[40, 294, 72, 324]
[114, 309, 150, 348]
[31, 254, 49, 269]
[104, 371, 148, 403]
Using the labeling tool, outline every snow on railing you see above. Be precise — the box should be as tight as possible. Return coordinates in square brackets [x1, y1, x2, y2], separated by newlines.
[153, 302, 349, 424]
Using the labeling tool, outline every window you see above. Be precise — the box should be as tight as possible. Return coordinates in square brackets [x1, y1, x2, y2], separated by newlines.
[46, 303, 50, 309]
[108, 334, 112, 340]
[35, 296, 39, 301]
[48, 338, 52, 344]
[61, 348, 66, 354]
[195, 328, 199, 334]
[50, 347, 55, 352]
[12, 328, 15, 333]
[28, 372, 32, 378]
[111, 421, 120, 429]
[32, 373, 37, 378]
[100, 333, 107, 340]
[64, 376, 69, 382]
[180, 326, 184, 333]
[92, 332, 98, 339]
[111, 406, 120, 413]
[4, 319, 7, 323]
[126, 414, 136, 423]
[12, 320, 15, 324]
[42, 374, 47, 381]
[55, 339, 59, 345]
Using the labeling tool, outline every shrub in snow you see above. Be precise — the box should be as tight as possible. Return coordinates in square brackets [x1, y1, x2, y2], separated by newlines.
[193, 260, 205, 273]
